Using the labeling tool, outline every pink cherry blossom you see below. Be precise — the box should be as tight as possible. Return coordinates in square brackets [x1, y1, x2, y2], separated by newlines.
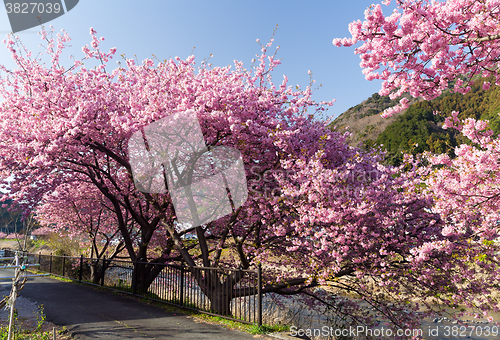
[334, 0, 500, 117]
[0, 26, 496, 335]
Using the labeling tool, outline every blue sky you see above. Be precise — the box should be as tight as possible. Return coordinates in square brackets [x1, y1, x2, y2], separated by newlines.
[0, 1, 391, 119]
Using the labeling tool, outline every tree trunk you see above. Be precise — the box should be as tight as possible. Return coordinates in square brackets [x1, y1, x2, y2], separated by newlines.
[89, 259, 106, 284]
[132, 261, 166, 295]
[207, 288, 232, 316]
[89, 261, 97, 283]
[190, 267, 246, 316]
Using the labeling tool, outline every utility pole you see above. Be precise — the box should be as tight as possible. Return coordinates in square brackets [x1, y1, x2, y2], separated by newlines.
[0, 252, 48, 340]
[7, 252, 19, 340]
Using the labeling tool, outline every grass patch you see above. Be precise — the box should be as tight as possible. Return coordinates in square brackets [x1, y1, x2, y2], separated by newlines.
[0, 306, 71, 340]
[248, 323, 290, 334]
[0, 326, 54, 340]
[180, 312, 289, 334]
[0, 326, 70, 340]
[27, 269, 74, 283]
[134, 297, 288, 335]
[47, 274, 73, 282]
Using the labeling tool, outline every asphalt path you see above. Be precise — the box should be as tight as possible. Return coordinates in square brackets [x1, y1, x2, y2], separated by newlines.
[0, 269, 271, 339]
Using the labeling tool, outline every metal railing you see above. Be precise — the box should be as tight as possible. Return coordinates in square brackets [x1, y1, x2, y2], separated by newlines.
[12, 250, 262, 325]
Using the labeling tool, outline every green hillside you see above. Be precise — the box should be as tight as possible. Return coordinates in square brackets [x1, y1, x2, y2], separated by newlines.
[0, 197, 24, 234]
[330, 93, 415, 144]
[367, 78, 500, 165]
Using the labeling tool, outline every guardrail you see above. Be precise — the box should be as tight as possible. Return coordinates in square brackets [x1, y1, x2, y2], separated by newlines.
[5, 250, 263, 326]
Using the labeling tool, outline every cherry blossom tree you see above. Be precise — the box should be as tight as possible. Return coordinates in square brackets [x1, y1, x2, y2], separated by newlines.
[1, 26, 494, 335]
[6, 233, 21, 240]
[333, 0, 500, 328]
[424, 113, 500, 238]
[0, 27, 179, 292]
[18, 213, 39, 251]
[37, 181, 128, 259]
[36, 180, 136, 283]
[333, 0, 500, 117]
[416, 115, 500, 323]
[0, 27, 339, 303]
[31, 226, 53, 237]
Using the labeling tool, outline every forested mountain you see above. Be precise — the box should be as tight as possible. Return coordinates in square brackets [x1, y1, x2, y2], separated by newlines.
[0, 197, 24, 234]
[331, 92, 416, 144]
[331, 77, 500, 165]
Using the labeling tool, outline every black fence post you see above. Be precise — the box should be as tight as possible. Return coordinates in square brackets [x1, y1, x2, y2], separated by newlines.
[179, 262, 185, 307]
[79, 255, 83, 283]
[100, 258, 106, 286]
[38, 252, 41, 265]
[49, 253, 52, 274]
[132, 261, 138, 295]
[107, 259, 111, 286]
[62, 256, 66, 277]
[257, 264, 262, 327]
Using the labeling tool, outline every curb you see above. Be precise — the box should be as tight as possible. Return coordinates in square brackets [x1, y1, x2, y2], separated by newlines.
[266, 332, 299, 340]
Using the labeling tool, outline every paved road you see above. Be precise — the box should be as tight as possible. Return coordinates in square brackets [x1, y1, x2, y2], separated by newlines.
[0, 269, 271, 340]
[6, 268, 498, 340]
